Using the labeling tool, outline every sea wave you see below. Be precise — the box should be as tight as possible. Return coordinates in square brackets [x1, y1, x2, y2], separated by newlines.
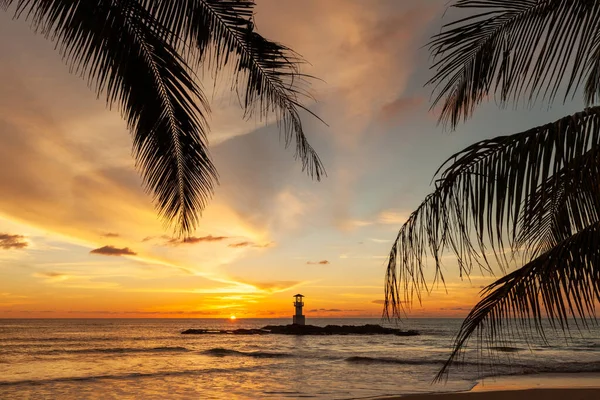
[492, 361, 600, 377]
[2, 336, 177, 343]
[344, 356, 448, 366]
[0, 365, 267, 386]
[202, 347, 292, 358]
[345, 356, 600, 378]
[2, 337, 116, 343]
[489, 346, 523, 353]
[35, 346, 190, 355]
[344, 356, 516, 368]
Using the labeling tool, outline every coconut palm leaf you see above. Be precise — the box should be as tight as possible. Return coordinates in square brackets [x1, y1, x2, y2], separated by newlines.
[136, 0, 326, 179]
[435, 220, 600, 380]
[384, 106, 600, 318]
[1, 0, 324, 235]
[516, 147, 600, 260]
[1, 0, 215, 235]
[387, 0, 600, 379]
[429, 0, 600, 128]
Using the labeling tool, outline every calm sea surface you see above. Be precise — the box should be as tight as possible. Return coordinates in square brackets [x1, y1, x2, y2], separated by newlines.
[1, 318, 600, 399]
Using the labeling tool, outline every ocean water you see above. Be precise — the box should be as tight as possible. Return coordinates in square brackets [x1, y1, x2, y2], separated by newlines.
[1, 318, 600, 399]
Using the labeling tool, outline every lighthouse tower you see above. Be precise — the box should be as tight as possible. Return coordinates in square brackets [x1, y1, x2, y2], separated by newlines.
[292, 294, 305, 325]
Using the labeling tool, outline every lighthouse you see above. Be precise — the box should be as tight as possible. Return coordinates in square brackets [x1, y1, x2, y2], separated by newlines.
[293, 294, 305, 325]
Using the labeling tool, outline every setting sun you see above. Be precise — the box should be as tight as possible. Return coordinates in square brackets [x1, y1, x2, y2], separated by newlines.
[229, 315, 236, 320]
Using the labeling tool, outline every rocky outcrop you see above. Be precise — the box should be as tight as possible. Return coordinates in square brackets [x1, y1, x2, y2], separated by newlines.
[181, 328, 269, 335]
[181, 324, 419, 336]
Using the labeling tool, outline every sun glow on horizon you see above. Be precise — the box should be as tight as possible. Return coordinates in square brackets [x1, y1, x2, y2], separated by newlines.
[230, 315, 237, 320]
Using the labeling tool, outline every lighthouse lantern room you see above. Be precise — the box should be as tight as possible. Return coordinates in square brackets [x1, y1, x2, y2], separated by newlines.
[293, 294, 305, 325]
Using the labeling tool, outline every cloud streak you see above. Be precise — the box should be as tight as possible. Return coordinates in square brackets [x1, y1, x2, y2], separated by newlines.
[228, 241, 273, 249]
[33, 271, 70, 282]
[168, 235, 229, 245]
[101, 232, 120, 238]
[243, 280, 303, 294]
[141, 235, 170, 242]
[307, 260, 330, 265]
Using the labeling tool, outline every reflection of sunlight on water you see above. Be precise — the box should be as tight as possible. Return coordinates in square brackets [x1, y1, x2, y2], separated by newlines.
[1, 319, 600, 398]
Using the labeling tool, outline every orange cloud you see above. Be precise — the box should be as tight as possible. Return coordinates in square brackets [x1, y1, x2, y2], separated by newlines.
[90, 246, 137, 256]
[0, 233, 28, 249]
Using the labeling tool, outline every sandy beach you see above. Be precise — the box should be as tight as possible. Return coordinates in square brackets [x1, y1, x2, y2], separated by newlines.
[381, 373, 600, 399]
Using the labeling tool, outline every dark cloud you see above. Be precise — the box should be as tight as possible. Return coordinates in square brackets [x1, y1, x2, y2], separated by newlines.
[0, 233, 28, 249]
[168, 235, 229, 245]
[307, 260, 330, 265]
[439, 307, 468, 311]
[308, 308, 363, 313]
[101, 232, 119, 238]
[228, 241, 273, 249]
[90, 245, 137, 256]
[229, 241, 252, 248]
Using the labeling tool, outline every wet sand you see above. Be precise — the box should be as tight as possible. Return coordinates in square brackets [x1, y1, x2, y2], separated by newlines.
[393, 388, 600, 399]
[382, 373, 600, 399]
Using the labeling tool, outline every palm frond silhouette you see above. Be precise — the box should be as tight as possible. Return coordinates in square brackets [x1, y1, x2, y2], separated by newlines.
[384, 0, 600, 378]
[1, 0, 324, 236]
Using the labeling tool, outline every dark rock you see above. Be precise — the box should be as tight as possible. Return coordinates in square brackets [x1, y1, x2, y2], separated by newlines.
[231, 329, 270, 335]
[260, 324, 419, 336]
[181, 324, 419, 336]
[182, 329, 215, 334]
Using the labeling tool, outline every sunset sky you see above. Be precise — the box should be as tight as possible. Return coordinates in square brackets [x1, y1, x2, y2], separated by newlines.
[0, 0, 586, 319]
